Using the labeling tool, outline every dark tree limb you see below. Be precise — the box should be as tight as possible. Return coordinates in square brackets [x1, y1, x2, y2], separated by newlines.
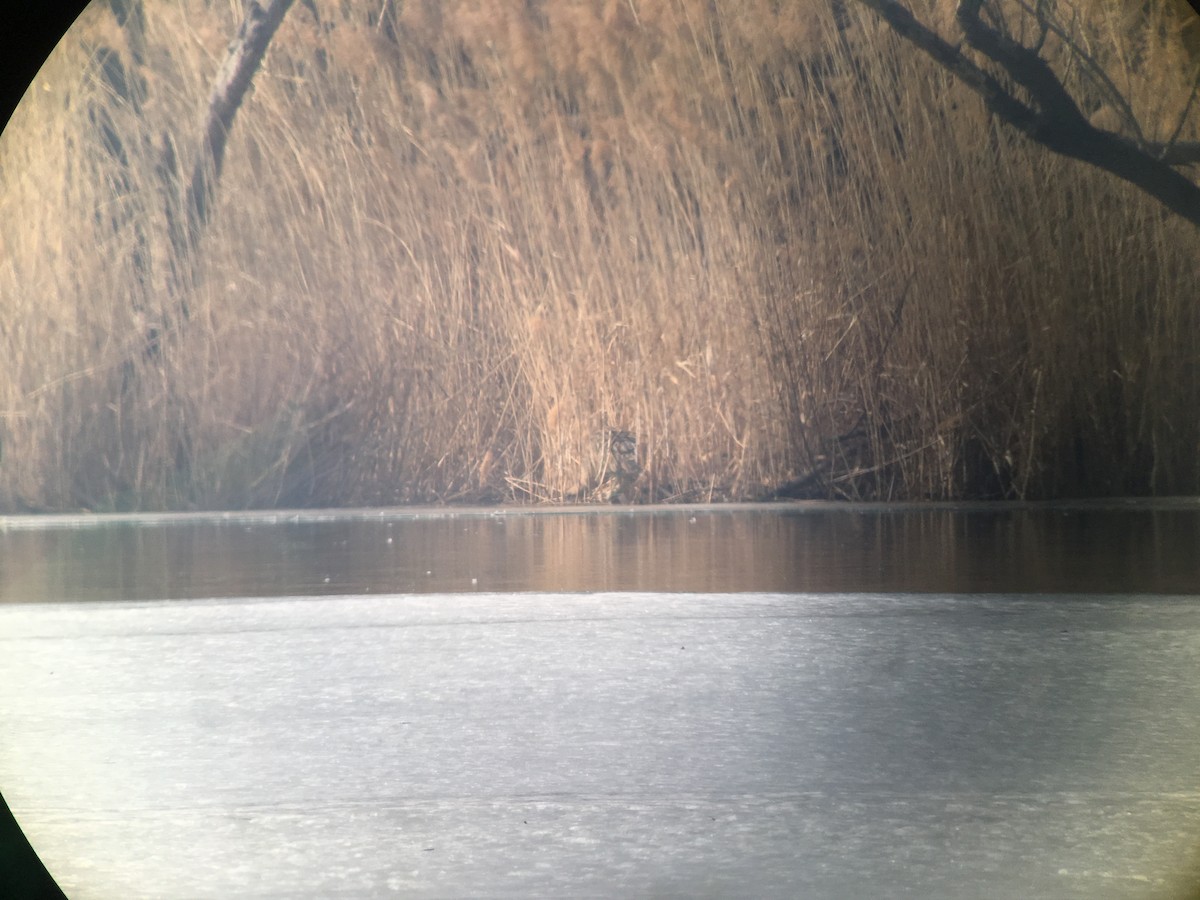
[850, 0, 1200, 228]
[1149, 140, 1200, 165]
[1009, 0, 1143, 143]
[852, 0, 1042, 133]
[180, 0, 296, 255]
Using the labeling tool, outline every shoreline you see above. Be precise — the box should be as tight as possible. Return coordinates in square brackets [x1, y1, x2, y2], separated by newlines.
[3, 495, 1199, 530]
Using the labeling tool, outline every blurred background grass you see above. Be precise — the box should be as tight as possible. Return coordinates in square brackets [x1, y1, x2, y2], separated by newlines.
[0, 0, 1196, 511]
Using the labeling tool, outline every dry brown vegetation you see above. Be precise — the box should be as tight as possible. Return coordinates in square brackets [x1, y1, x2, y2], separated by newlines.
[0, 0, 1197, 511]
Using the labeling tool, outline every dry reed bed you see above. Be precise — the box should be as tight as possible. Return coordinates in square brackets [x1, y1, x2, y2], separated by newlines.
[0, 0, 1196, 511]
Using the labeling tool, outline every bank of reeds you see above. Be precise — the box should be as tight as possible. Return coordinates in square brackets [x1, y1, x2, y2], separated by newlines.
[1, 0, 1197, 510]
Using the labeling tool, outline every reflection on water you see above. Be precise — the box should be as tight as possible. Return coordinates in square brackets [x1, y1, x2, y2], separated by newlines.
[1, 502, 1197, 603]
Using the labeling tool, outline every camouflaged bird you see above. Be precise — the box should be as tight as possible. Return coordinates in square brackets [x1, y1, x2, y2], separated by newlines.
[572, 429, 640, 503]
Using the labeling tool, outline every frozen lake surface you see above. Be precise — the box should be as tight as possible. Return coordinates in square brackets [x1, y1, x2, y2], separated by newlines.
[4, 588, 1200, 898]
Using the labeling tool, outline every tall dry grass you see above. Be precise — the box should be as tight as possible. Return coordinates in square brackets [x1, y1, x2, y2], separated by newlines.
[0, 0, 1197, 511]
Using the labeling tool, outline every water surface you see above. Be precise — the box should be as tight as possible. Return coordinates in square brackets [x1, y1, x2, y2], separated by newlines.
[2, 501, 1199, 898]
[1, 500, 1198, 602]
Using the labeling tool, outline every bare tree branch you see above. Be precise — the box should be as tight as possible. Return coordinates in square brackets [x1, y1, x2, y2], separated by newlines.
[183, 0, 297, 252]
[853, 0, 1041, 133]
[1149, 140, 1200, 165]
[1010, 0, 1144, 144]
[850, 0, 1200, 227]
